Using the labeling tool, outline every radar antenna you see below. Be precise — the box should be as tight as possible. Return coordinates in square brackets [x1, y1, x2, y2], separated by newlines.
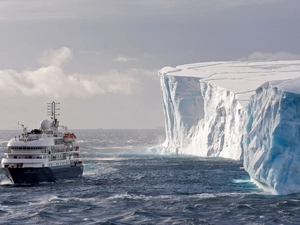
[47, 101, 60, 130]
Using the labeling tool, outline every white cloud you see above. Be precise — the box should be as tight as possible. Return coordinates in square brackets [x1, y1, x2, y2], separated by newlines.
[113, 55, 136, 62]
[240, 52, 300, 61]
[127, 68, 158, 80]
[38, 47, 73, 67]
[0, 47, 141, 99]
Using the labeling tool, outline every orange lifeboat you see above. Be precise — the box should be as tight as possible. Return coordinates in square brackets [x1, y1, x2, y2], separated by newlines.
[63, 133, 76, 142]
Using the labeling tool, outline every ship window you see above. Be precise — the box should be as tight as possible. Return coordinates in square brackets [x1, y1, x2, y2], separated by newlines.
[54, 139, 64, 145]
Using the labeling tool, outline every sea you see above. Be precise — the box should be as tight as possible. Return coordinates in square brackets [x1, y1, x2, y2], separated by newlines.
[0, 129, 300, 225]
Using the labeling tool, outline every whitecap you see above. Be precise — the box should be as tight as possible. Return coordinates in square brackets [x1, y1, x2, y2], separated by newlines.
[233, 179, 252, 183]
[197, 193, 217, 198]
[108, 193, 152, 201]
[0, 179, 11, 186]
[76, 140, 87, 143]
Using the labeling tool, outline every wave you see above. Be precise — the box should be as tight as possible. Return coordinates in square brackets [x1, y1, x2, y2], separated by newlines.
[76, 140, 87, 143]
[0, 179, 11, 186]
[105, 192, 253, 202]
[232, 179, 252, 183]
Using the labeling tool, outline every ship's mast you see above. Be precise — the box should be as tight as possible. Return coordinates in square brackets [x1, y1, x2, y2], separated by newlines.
[47, 101, 60, 130]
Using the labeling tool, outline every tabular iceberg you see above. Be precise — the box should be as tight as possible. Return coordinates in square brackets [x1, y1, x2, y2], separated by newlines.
[158, 60, 300, 194]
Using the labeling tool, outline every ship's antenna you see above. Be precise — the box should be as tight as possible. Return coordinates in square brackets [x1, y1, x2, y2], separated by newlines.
[18, 121, 28, 141]
[18, 121, 27, 133]
[47, 101, 60, 129]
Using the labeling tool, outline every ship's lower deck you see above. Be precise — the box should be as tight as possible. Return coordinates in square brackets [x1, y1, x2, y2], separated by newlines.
[1, 164, 83, 184]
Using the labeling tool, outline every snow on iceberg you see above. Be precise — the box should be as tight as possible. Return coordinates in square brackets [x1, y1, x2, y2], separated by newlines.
[158, 60, 300, 194]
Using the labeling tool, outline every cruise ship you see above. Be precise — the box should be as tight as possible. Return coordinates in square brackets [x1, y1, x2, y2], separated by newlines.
[0, 102, 83, 184]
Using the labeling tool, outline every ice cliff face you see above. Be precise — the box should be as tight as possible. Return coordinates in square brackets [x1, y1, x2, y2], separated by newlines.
[160, 75, 204, 155]
[159, 61, 300, 194]
[244, 79, 300, 195]
[159, 73, 244, 159]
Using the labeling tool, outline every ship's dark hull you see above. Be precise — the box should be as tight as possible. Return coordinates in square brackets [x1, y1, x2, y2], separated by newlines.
[1, 165, 83, 184]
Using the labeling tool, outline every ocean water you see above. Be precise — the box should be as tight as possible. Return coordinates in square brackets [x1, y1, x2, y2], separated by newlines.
[0, 129, 300, 224]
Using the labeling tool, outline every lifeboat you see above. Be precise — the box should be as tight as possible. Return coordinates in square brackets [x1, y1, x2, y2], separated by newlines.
[63, 133, 76, 142]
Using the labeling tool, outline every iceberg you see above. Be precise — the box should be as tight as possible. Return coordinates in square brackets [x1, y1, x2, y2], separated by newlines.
[244, 79, 300, 195]
[158, 60, 300, 194]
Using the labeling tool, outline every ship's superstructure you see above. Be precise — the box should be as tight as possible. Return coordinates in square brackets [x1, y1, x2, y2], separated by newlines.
[0, 102, 83, 184]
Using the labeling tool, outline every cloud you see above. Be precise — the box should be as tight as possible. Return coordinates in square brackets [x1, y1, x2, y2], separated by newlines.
[127, 68, 158, 80]
[113, 55, 136, 62]
[0, 47, 140, 99]
[239, 52, 300, 61]
[38, 47, 73, 67]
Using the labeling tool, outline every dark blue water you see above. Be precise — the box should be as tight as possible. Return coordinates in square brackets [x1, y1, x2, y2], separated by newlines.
[1, 129, 300, 224]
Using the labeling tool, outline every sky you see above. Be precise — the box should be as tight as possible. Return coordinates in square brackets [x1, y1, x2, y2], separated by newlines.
[0, 0, 300, 130]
